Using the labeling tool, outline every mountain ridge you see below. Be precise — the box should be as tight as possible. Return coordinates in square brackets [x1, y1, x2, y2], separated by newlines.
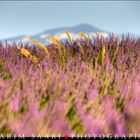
[1, 23, 105, 43]
[1, 24, 139, 44]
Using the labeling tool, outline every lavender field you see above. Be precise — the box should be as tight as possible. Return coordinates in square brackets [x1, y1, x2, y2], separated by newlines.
[0, 33, 140, 137]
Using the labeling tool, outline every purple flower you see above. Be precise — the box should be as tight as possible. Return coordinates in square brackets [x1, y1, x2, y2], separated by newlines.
[10, 98, 20, 112]
[41, 62, 48, 70]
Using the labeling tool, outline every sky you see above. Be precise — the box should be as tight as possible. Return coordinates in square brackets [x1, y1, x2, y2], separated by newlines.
[0, 1, 140, 39]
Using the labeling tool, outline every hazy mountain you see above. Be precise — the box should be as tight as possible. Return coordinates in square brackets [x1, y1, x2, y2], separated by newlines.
[2, 23, 139, 45]
[2, 35, 25, 43]
[36, 23, 103, 36]
[1, 23, 107, 44]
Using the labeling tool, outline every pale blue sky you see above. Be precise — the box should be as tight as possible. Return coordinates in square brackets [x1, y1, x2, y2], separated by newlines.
[0, 1, 140, 39]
